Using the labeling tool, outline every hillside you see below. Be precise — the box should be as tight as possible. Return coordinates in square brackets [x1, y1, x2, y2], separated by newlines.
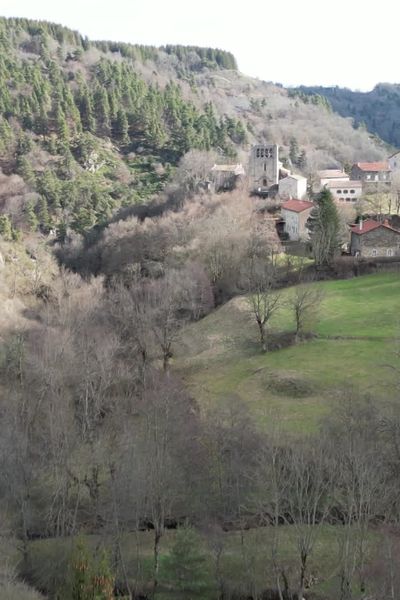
[0, 16, 390, 245]
[2, 15, 400, 600]
[175, 272, 400, 432]
[293, 83, 400, 149]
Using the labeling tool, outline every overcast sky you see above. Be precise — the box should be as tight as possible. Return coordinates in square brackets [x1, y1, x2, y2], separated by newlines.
[1, 0, 397, 91]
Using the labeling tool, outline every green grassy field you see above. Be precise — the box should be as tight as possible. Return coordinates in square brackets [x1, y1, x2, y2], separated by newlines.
[175, 272, 400, 433]
[28, 524, 380, 599]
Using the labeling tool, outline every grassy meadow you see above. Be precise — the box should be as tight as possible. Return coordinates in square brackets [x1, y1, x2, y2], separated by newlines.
[176, 272, 400, 433]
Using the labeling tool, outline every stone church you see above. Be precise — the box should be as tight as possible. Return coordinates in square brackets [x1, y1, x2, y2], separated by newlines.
[249, 144, 280, 196]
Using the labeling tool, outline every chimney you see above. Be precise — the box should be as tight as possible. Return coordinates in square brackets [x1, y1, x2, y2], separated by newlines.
[359, 218, 363, 231]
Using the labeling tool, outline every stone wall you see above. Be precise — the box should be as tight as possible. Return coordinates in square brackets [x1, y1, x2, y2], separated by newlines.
[351, 227, 400, 257]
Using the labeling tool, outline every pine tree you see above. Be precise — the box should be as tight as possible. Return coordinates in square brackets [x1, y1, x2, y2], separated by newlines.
[16, 156, 36, 188]
[36, 195, 52, 233]
[0, 214, 13, 240]
[56, 105, 69, 141]
[161, 525, 208, 593]
[113, 107, 129, 143]
[306, 188, 340, 267]
[289, 137, 299, 166]
[91, 550, 114, 600]
[297, 149, 307, 170]
[39, 171, 61, 210]
[69, 540, 92, 600]
[25, 200, 39, 231]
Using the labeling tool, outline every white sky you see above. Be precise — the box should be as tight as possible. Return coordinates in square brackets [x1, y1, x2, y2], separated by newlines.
[1, 0, 398, 91]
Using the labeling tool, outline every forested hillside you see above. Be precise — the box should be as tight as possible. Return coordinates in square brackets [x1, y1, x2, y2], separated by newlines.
[1, 16, 400, 600]
[0, 16, 390, 242]
[293, 83, 400, 149]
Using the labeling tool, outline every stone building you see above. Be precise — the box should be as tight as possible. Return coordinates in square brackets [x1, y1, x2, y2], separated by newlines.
[278, 173, 307, 200]
[325, 180, 363, 204]
[249, 144, 280, 196]
[210, 163, 245, 192]
[389, 150, 400, 172]
[314, 169, 349, 192]
[281, 199, 314, 241]
[350, 219, 400, 257]
[350, 162, 391, 189]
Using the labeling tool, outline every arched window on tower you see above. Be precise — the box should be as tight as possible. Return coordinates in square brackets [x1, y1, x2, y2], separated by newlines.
[256, 149, 260, 158]
[263, 178, 267, 186]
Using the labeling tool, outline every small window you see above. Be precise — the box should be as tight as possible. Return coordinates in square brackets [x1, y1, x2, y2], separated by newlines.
[256, 149, 260, 158]
[263, 178, 267, 186]
[366, 174, 371, 180]
[343, 189, 348, 194]
[264, 162, 267, 171]
[261, 148, 265, 158]
[346, 198, 351, 202]
[372, 249, 377, 256]
[350, 189, 355, 194]
[387, 248, 394, 257]
[336, 189, 342, 194]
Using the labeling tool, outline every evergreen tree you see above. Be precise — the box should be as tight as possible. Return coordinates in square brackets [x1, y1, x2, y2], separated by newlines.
[161, 525, 208, 593]
[289, 137, 299, 165]
[0, 214, 13, 240]
[69, 540, 92, 600]
[306, 188, 340, 268]
[39, 171, 61, 210]
[56, 105, 69, 141]
[113, 107, 129, 143]
[25, 200, 39, 231]
[91, 550, 114, 600]
[36, 195, 52, 233]
[16, 155, 36, 188]
[297, 149, 307, 170]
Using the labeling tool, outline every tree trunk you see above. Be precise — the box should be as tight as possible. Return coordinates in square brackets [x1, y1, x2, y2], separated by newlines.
[299, 549, 308, 600]
[110, 465, 132, 599]
[153, 528, 162, 598]
[257, 321, 267, 352]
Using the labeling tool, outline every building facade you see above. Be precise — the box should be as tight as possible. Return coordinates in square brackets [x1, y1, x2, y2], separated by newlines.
[249, 144, 280, 196]
[315, 169, 349, 192]
[350, 219, 400, 257]
[325, 180, 363, 204]
[350, 162, 391, 189]
[281, 199, 314, 241]
[389, 151, 400, 172]
[210, 163, 245, 192]
[278, 174, 307, 200]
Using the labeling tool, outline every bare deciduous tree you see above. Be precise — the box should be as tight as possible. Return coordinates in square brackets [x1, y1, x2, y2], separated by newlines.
[288, 284, 324, 342]
[245, 259, 281, 352]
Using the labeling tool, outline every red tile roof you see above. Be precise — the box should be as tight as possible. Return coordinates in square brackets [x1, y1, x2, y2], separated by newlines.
[281, 200, 314, 213]
[354, 162, 390, 172]
[350, 219, 400, 235]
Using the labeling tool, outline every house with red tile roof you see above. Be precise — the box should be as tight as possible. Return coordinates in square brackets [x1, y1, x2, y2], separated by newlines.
[350, 162, 391, 189]
[281, 199, 314, 241]
[350, 219, 400, 257]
